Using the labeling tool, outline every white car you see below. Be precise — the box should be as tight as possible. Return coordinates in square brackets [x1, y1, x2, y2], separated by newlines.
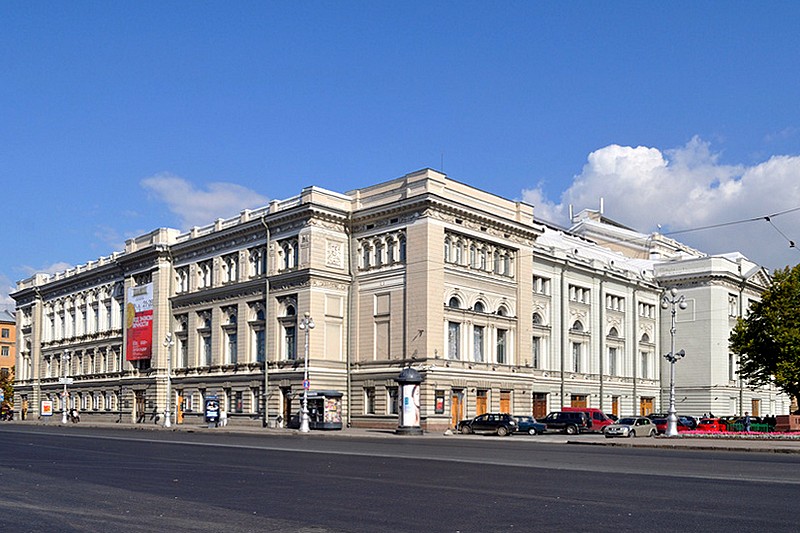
[604, 416, 656, 438]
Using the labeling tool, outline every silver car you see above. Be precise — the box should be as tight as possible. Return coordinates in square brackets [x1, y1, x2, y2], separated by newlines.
[604, 416, 656, 438]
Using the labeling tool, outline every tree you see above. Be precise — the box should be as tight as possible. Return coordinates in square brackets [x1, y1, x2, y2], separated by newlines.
[730, 264, 800, 407]
[0, 367, 12, 406]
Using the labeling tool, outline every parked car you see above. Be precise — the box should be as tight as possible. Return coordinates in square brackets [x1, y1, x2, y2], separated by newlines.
[604, 416, 656, 438]
[515, 415, 546, 435]
[652, 416, 693, 434]
[540, 411, 592, 435]
[562, 407, 615, 432]
[695, 418, 727, 432]
[458, 413, 518, 436]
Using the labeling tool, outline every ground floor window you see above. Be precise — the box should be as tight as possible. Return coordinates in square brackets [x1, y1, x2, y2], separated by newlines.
[364, 387, 376, 414]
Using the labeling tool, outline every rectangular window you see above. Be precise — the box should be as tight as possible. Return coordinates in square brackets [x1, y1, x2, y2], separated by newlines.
[572, 342, 582, 373]
[255, 329, 266, 362]
[473, 326, 484, 363]
[364, 387, 376, 415]
[203, 335, 212, 366]
[532, 336, 541, 369]
[608, 347, 617, 376]
[0, 346, 8, 357]
[1, 328, 8, 338]
[496, 329, 507, 364]
[729, 353, 737, 381]
[387, 387, 399, 415]
[640, 351, 649, 379]
[448, 322, 460, 360]
[285, 326, 297, 360]
[227, 332, 238, 364]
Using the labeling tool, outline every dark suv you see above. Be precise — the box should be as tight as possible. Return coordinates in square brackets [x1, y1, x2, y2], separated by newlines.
[457, 413, 518, 436]
[541, 411, 592, 434]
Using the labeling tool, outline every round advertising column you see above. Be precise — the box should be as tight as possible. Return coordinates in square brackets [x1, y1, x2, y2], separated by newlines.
[395, 367, 424, 435]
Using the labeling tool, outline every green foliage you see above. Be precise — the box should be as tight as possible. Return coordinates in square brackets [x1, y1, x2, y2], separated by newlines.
[730, 265, 800, 403]
[0, 367, 13, 405]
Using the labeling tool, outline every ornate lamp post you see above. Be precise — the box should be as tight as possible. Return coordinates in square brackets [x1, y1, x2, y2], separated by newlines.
[661, 287, 687, 437]
[163, 333, 174, 428]
[61, 349, 71, 424]
[298, 312, 315, 433]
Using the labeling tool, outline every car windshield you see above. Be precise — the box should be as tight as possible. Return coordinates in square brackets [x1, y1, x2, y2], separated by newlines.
[617, 417, 637, 425]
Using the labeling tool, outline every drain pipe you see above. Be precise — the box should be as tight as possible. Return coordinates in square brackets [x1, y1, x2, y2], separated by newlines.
[346, 212, 354, 427]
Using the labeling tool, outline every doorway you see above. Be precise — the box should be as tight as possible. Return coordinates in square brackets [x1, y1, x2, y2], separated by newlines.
[450, 389, 464, 428]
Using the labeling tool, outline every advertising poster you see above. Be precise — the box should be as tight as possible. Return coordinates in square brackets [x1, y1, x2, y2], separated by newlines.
[126, 283, 154, 361]
[41, 401, 53, 416]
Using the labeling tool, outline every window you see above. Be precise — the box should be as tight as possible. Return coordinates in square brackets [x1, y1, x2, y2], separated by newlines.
[202, 335, 212, 366]
[387, 387, 399, 415]
[640, 351, 649, 379]
[533, 275, 550, 295]
[448, 297, 461, 309]
[0, 347, 8, 357]
[569, 285, 589, 304]
[197, 260, 212, 289]
[496, 328, 507, 364]
[728, 294, 739, 317]
[473, 301, 485, 313]
[608, 347, 618, 376]
[532, 336, 541, 369]
[364, 387, 376, 414]
[572, 342, 582, 373]
[639, 303, 656, 319]
[226, 332, 238, 365]
[249, 247, 266, 277]
[176, 266, 189, 293]
[729, 353, 738, 381]
[473, 326, 484, 363]
[222, 253, 238, 283]
[255, 328, 266, 363]
[447, 322, 461, 360]
[606, 295, 624, 311]
[1, 328, 8, 338]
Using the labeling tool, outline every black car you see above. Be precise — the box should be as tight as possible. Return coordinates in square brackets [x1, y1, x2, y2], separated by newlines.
[458, 413, 518, 436]
[540, 411, 592, 434]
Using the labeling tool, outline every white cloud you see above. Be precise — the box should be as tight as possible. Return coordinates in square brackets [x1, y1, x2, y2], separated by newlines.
[0, 273, 15, 313]
[141, 173, 269, 230]
[523, 137, 800, 271]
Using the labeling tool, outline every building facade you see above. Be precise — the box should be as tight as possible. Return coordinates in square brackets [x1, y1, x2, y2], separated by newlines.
[12, 169, 788, 430]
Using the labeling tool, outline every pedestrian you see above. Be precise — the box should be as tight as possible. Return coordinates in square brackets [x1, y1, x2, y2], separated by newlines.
[744, 411, 751, 432]
[219, 405, 228, 427]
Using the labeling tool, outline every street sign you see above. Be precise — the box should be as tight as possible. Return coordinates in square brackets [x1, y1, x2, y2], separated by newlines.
[58, 377, 74, 385]
[303, 379, 310, 390]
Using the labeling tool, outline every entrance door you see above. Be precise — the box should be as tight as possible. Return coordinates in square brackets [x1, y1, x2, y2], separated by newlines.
[176, 393, 184, 424]
[499, 390, 511, 414]
[532, 393, 547, 419]
[611, 396, 620, 418]
[476, 389, 488, 416]
[571, 394, 588, 408]
[639, 397, 654, 416]
[134, 391, 146, 423]
[450, 390, 464, 428]
[751, 399, 761, 417]
[281, 387, 292, 427]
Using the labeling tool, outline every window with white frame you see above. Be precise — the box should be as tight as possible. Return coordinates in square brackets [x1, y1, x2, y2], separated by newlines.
[176, 266, 190, 293]
[496, 328, 507, 364]
[222, 253, 238, 283]
[249, 246, 266, 278]
[364, 387, 376, 414]
[387, 387, 399, 415]
[532, 336, 541, 369]
[533, 275, 550, 295]
[608, 346, 618, 376]
[448, 321, 461, 360]
[569, 285, 589, 304]
[606, 294, 624, 312]
[197, 260, 212, 289]
[572, 342, 582, 373]
[473, 325, 485, 363]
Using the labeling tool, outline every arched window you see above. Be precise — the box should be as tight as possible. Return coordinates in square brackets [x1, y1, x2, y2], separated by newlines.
[608, 327, 619, 338]
[571, 320, 584, 332]
[448, 297, 461, 309]
[532, 313, 543, 325]
[473, 301, 485, 313]
[496, 306, 508, 317]
[641, 333, 650, 343]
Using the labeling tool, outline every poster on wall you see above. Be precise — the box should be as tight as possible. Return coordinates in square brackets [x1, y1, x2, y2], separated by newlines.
[126, 283, 153, 361]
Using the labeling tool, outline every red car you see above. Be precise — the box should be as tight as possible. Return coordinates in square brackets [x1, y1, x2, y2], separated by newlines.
[695, 418, 727, 432]
[652, 417, 692, 434]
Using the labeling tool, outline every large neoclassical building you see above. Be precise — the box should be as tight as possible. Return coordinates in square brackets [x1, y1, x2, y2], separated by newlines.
[12, 169, 789, 430]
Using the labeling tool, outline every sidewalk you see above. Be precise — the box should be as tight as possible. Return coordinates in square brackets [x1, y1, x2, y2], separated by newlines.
[7, 419, 800, 453]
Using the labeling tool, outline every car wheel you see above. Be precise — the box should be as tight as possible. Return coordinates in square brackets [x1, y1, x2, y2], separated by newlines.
[649, 429, 656, 437]
[497, 426, 509, 437]
[460, 426, 472, 434]
[528, 428, 537, 435]
[565, 425, 578, 435]
[628, 430, 636, 438]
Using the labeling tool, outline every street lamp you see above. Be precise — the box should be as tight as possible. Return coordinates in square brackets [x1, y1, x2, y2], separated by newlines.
[298, 312, 315, 433]
[163, 333, 174, 428]
[661, 287, 687, 437]
[61, 350, 71, 424]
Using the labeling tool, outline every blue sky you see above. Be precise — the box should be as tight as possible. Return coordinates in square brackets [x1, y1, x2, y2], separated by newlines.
[3, 2, 800, 311]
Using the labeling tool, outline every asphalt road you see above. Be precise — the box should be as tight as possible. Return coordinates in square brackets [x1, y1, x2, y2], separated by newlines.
[2, 425, 799, 532]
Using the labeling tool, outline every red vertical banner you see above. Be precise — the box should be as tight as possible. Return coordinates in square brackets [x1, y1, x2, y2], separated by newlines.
[126, 283, 153, 361]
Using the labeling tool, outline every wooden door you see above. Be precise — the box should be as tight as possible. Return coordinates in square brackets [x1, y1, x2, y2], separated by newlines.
[611, 396, 620, 418]
[751, 399, 761, 417]
[499, 390, 511, 414]
[134, 391, 146, 423]
[639, 397, 654, 416]
[532, 393, 547, 419]
[571, 394, 588, 408]
[476, 390, 488, 416]
[176, 393, 184, 424]
[450, 390, 464, 428]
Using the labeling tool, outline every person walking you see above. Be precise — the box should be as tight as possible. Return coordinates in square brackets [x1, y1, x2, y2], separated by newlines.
[744, 412, 751, 432]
